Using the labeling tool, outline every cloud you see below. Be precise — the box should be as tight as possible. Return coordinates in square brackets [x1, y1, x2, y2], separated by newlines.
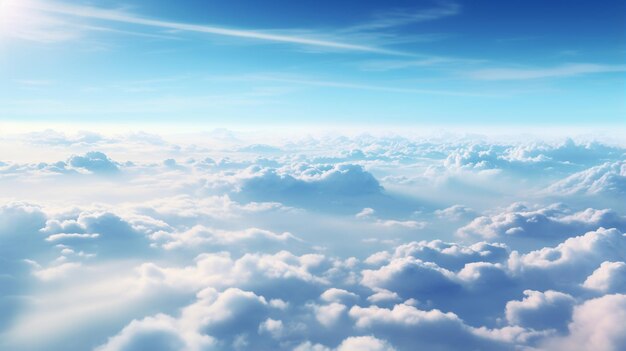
[505, 290, 575, 332]
[442, 139, 624, 175]
[95, 313, 213, 351]
[368, 239, 509, 271]
[348, 303, 525, 351]
[335, 336, 397, 351]
[346, 2, 461, 32]
[457, 203, 626, 249]
[2, 130, 626, 351]
[313, 302, 348, 327]
[434, 205, 476, 221]
[356, 207, 427, 230]
[155, 225, 300, 251]
[320, 288, 359, 304]
[40, 210, 154, 258]
[295, 336, 397, 351]
[233, 163, 415, 214]
[582, 261, 626, 293]
[0, 202, 47, 251]
[20, 0, 403, 55]
[97, 288, 277, 351]
[468, 63, 626, 80]
[67, 151, 120, 174]
[361, 256, 459, 299]
[541, 294, 626, 351]
[546, 161, 626, 197]
[508, 228, 626, 292]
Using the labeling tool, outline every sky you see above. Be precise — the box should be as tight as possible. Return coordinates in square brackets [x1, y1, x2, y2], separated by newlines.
[1, 2, 626, 351]
[1, 0, 625, 127]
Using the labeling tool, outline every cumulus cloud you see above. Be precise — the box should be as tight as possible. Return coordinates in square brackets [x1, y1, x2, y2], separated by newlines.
[582, 261, 626, 293]
[546, 161, 626, 196]
[443, 139, 623, 172]
[457, 203, 626, 249]
[95, 313, 214, 351]
[67, 151, 120, 174]
[505, 290, 575, 332]
[234, 163, 397, 213]
[154, 225, 300, 251]
[295, 336, 397, 351]
[541, 294, 626, 351]
[348, 303, 523, 351]
[508, 228, 626, 292]
[435, 204, 476, 221]
[2, 130, 626, 351]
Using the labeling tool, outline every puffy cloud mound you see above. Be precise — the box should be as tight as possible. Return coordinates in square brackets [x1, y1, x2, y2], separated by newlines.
[546, 161, 626, 196]
[295, 336, 397, 351]
[361, 257, 459, 298]
[505, 290, 575, 332]
[508, 228, 626, 292]
[369, 239, 509, 271]
[235, 164, 390, 213]
[582, 261, 626, 293]
[542, 294, 626, 351]
[458, 203, 626, 248]
[68, 151, 120, 174]
[2, 131, 626, 351]
[444, 139, 623, 172]
[95, 314, 213, 351]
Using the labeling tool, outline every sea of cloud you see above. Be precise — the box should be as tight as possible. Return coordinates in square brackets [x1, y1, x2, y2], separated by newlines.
[0, 129, 624, 351]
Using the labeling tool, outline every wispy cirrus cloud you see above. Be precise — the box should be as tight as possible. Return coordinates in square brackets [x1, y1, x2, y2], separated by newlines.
[345, 1, 461, 32]
[13, 0, 407, 55]
[468, 63, 626, 80]
[208, 73, 499, 97]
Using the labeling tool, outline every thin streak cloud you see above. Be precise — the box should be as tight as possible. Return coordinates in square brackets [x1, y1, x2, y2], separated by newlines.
[468, 63, 626, 80]
[345, 1, 461, 32]
[22, 1, 408, 55]
[211, 74, 499, 97]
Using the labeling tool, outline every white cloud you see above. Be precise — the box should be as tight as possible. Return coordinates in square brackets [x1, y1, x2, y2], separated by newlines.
[468, 63, 626, 80]
[546, 161, 626, 196]
[156, 225, 299, 250]
[458, 203, 626, 248]
[505, 290, 575, 331]
[295, 336, 397, 351]
[582, 261, 626, 293]
[95, 314, 214, 351]
[18, 0, 403, 54]
[1, 131, 626, 351]
[541, 294, 626, 351]
[320, 288, 359, 304]
[314, 302, 347, 327]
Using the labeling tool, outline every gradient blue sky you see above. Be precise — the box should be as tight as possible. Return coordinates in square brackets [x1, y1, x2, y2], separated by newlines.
[1, 0, 624, 126]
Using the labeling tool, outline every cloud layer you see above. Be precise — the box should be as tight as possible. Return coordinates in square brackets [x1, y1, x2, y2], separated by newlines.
[0, 129, 624, 350]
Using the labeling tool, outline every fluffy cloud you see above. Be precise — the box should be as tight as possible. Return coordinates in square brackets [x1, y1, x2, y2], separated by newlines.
[235, 164, 391, 213]
[582, 261, 626, 293]
[458, 203, 626, 248]
[348, 303, 526, 351]
[371, 239, 509, 271]
[546, 161, 626, 196]
[541, 294, 626, 351]
[444, 139, 623, 172]
[0, 202, 48, 257]
[154, 226, 300, 251]
[2, 131, 626, 351]
[361, 257, 459, 299]
[505, 290, 575, 332]
[508, 228, 626, 292]
[295, 336, 397, 351]
[67, 151, 120, 174]
[95, 314, 214, 351]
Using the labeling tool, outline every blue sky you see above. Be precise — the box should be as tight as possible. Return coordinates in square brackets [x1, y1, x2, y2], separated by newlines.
[1, 0, 624, 126]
